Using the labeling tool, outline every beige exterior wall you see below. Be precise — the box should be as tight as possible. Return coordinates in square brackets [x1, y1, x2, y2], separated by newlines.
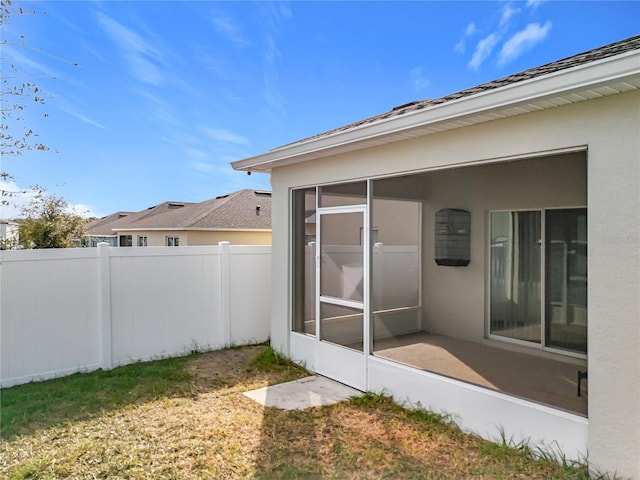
[270, 90, 640, 477]
[420, 153, 586, 343]
[187, 230, 271, 245]
[114, 230, 271, 246]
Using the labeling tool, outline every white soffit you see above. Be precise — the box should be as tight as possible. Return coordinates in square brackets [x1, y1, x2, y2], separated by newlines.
[232, 51, 640, 172]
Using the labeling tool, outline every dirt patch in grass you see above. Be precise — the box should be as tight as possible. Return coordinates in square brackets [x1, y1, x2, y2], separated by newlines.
[1, 345, 596, 479]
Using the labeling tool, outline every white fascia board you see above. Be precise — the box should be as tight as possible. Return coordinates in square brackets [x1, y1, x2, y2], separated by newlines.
[231, 51, 640, 173]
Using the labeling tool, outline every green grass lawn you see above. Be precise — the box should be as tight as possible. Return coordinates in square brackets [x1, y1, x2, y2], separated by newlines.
[0, 345, 603, 479]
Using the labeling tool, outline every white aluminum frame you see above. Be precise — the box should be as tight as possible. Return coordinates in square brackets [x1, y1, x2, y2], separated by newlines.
[316, 204, 368, 346]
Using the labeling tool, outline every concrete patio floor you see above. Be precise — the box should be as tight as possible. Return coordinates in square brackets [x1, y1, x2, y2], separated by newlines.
[374, 332, 588, 416]
[245, 334, 587, 416]
[244, 375, 361, 410]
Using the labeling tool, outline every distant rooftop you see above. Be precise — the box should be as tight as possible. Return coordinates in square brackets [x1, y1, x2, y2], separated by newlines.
[86, 189, 272, 236]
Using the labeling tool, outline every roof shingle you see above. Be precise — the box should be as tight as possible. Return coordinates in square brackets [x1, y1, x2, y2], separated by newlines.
[295, 34, 640, 145]
[106, 189, 271, 232]
[86, 211, 134, 236]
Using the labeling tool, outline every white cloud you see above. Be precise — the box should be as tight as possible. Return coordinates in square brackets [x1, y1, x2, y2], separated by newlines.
[190, 161, 219, 174]
[1, 181, 99, 219]
[0, 181, 34, 218]
[162, 130, 201, 147]
[2, 45, 57, 79]
[186, 147, 209, 160]
[202, 127, 248, 145]
[500, 3, 521, 27]
[66, 203, 100, 218]
[259, 2, 293, 30]
[255, 3, 292, 124]
[262, 34, 286, 119]
[410, 66, 430, 90]
[468, 33, 499, 70]
[454, 22, 478, 53]
[264, 75, 286, 118]
[264, 34, 281, 67]
[95, 12, 167, 86]
[96, 13, 159, 57]
[128, 56, 165, 86]
[498, 21, 552, 66]
[526, 0, 548, 10]
[66, 110, 108, 130]
[49, 92, 109, 129]
[136, 90, 178, 125]
[208, 11, 249, 47]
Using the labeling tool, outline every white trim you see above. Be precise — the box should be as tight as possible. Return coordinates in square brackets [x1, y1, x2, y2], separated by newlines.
[317, 204, 366, 214]
[319, 296, 364, 310]
[317, 340, 367, 390]
[315, 188, 321, 341]
[364, 180, 372, 366]
[315, 205, 368, 387]
[367, 355, 588, 461]
[290, 331, 316, 371]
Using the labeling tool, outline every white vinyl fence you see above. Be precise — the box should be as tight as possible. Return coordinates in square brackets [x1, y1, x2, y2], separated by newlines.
[0, 242, 271, 388]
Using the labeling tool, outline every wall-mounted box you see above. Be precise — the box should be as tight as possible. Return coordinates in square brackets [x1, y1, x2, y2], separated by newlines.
[435, 208, 471, 266]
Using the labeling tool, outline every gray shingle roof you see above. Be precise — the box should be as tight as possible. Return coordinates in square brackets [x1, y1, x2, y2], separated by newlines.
[113, 189, 271, 231]
[85, 211, 134, 236]
[111, 201, 196, 230]
[296, 34, 640, 144]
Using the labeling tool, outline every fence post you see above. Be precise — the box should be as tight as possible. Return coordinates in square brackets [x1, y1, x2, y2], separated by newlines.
[97, 242, 113, 370]
[218, 241, 231, 347]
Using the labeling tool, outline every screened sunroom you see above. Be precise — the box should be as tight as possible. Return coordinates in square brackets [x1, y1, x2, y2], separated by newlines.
[232, 36, 640, 476]
[290, 152, 587, 416]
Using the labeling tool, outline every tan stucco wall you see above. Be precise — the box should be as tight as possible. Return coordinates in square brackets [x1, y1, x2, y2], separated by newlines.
[114, 230, 271, 246]
[187, 230, 271, 245]
[269, 89, 640, 478]
[420, 154, 586, 343]
[129, 231, 186, 247]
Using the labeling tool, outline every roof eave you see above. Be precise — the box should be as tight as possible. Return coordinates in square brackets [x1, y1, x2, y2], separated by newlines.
[231, 50, 640, 173]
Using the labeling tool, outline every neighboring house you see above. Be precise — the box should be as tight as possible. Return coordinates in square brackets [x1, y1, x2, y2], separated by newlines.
[103, 189, 271, 247]
[85, 211, 134, 247]
[0, 220, 19, 250]
[109, 201, 196, 247]
[232, 36, 640, 478]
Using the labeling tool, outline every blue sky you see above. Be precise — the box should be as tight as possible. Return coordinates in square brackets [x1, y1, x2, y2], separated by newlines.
[2, 1, 638, 218]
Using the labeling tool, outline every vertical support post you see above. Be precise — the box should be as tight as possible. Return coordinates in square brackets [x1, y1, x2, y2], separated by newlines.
[97, 242, 113, 370]
[373, 242, 384, 312]
[306, 242, 316, 325]
[218, 241, 231, 347]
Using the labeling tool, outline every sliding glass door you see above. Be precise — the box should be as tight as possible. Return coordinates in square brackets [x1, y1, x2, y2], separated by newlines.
[489, 211, 541, 344]
[489, 208, 587, 355]
[545, 208, 587, 353]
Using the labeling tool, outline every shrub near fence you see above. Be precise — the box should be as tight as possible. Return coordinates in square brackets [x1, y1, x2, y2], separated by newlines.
[0, 242, 271, 388]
